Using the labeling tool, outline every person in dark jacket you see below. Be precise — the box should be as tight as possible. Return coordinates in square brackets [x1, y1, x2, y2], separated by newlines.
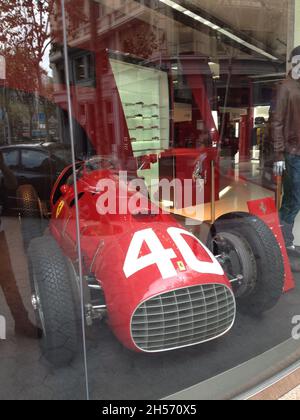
[0, 151, 41, 338]
[273, 46, 300, 253]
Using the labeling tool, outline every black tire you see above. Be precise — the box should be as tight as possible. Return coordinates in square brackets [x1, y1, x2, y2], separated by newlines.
[28, 236, 78, 366]
[208, 212, 285, 316]
[17, 185, 44, 250]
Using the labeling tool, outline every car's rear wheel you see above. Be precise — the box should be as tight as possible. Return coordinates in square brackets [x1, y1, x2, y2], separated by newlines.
[208, 212, 284, 315]
[17, 184, 45, 250]
[28, 236, 78, 367]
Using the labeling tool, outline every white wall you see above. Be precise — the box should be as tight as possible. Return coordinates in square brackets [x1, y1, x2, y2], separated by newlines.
[295, 0, 300, 46]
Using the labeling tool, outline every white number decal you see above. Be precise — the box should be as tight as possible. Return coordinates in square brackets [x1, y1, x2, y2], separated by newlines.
[123, 227, 223, 279]
[123, 228, 177, 279]
[167, 227, 224, 276]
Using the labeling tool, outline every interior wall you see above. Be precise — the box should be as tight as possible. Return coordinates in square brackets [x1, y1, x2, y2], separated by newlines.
[294, 0, 300, 46]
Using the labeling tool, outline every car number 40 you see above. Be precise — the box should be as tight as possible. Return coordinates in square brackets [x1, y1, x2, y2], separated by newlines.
[123, 227, 224, 279]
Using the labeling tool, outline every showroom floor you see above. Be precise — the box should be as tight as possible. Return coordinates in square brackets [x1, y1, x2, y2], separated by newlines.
[0, 165, 300, 400]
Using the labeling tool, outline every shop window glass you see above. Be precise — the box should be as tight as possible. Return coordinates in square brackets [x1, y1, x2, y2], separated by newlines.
[74, 54, 93, 82]
[74, 56, 86, 81]
[1, 0, 300, 402]
[2, 150, 19, 168]
[0, 0, 88, 401]
[57, 0, 300, 400]
[21, 150, 49, 172]
[64, 0, 299, 401]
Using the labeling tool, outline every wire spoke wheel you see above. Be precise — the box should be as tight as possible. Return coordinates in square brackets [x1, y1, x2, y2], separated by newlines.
[212, 232, 257, 298]
[207, 212, 285, 315]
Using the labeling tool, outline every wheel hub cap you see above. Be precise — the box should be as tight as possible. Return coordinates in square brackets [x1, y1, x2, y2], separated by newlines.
[31, 294, 40, 311]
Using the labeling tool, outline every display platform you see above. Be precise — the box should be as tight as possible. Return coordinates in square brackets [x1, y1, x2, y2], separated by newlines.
[0, 216, 299, 400]
[1, 273, 298, 400]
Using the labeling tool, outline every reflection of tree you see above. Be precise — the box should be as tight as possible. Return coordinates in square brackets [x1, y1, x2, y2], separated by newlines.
[0, 1, 54, 142]
[0, 0, 87, 142]
[122, 22, 165, 59]
[1, 1, 55, 93]
[1, 47, 41, 141]
[0, 0, 87, 86]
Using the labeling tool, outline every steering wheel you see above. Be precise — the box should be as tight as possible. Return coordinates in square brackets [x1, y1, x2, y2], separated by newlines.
[85, 156, 116, 172]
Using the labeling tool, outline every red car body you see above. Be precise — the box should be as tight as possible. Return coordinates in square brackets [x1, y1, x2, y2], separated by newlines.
[49, 160, 236, 353]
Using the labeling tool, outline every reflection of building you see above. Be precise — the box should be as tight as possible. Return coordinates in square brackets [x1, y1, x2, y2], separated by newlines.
[50, 0, 167, 157]
[50, 0, 286, 160]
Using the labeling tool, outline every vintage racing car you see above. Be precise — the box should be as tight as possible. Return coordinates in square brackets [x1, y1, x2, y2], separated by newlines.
[17, 156, 284, 366]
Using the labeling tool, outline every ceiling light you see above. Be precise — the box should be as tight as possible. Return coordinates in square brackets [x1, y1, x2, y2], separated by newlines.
[162, 199, 174, 208]
[160, 0, 185, 12]
[208, 61, 220, 79]
[158, 0, 278, 61]
[219, 186, 232, 199]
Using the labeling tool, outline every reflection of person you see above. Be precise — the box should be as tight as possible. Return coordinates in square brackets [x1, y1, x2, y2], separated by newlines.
[0, 152, 18, 192]
[273, 46, 300, 253]
[0, 152, 41, 338]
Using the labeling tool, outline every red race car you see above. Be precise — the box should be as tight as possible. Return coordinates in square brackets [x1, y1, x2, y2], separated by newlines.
[17, 157, 284, 366]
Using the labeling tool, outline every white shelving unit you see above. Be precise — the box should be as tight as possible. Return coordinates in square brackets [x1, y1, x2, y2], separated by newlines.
[110, 58, 170, 195]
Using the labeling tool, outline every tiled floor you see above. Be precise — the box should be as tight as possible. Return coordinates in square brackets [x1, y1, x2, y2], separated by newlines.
[176, 176, 275, 222]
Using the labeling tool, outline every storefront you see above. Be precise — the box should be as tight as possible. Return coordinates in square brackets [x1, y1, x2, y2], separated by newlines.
[0, 0, 300, 400]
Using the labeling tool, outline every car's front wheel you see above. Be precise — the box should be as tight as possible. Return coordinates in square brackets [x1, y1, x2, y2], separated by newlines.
[208, 212, 284, 316]
[17, 184, 45, 250]
[28, 235, 78, 367]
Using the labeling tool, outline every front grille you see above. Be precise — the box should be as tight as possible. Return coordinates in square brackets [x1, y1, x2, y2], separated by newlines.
[131, 284, 236, 352]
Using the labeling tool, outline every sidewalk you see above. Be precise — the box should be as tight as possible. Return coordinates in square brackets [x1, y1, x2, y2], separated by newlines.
[280, 385, 300, 400]
[251, 368, 300, 400]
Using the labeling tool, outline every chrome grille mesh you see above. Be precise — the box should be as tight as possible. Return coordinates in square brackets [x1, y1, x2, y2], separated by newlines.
[131, 284, 235, 352]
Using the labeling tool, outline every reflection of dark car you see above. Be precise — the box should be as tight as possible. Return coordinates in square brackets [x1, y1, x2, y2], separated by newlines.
[0, 142, 72, 213]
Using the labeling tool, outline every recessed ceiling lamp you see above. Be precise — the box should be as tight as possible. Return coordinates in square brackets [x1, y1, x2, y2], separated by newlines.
[208, 61, 220, 79]
[219, 186, 233, 199]
[158, 0, 278, 61]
